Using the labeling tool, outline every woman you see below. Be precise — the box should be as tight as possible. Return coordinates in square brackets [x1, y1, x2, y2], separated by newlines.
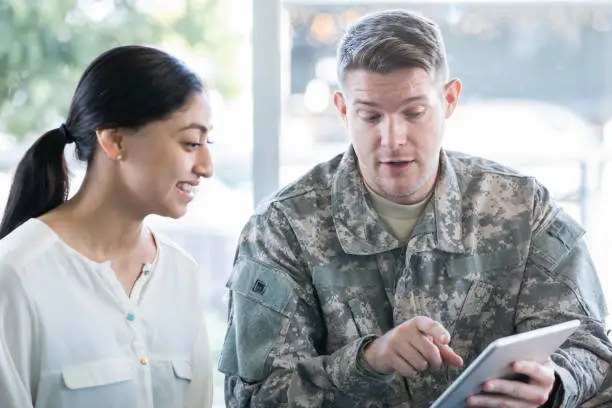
[0, 45, 213, 408]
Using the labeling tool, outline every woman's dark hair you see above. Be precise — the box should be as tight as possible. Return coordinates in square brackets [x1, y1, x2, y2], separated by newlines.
[0, 45, 204, 239]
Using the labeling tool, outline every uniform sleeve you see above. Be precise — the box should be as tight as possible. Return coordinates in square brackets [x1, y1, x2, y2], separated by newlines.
[580, 368, 612, 407]
[219, 204, 394, 407]
[0, 264, 39, 408]
[515, 197, 612, 406]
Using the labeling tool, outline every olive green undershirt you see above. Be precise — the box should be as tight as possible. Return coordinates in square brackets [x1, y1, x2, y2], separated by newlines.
[365, 184, 432, 242]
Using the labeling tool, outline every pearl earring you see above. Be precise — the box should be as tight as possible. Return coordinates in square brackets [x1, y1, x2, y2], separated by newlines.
[116, 154, 123, 161]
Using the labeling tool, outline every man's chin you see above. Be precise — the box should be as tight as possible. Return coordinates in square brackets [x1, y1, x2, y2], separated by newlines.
[379, 183, 433, 204]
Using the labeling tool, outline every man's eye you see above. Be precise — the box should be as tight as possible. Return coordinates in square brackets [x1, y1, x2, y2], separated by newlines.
[405, 109, 425, 118]
[360, 113, 381, 122]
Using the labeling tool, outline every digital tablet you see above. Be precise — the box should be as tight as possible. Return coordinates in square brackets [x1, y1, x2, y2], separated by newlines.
[430, 319, 581, 408]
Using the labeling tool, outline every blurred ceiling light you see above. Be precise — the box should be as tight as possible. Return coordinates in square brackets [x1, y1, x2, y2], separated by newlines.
[310, 13, 337, 44]
[304, 79, 330, 113]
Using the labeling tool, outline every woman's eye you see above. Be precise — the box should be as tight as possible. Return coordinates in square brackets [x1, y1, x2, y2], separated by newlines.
[184, 142, 202, 150]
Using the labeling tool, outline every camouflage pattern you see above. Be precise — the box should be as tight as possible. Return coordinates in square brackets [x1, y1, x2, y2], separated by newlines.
[582, 369, 612, 407]
[219, 147, 612, 407]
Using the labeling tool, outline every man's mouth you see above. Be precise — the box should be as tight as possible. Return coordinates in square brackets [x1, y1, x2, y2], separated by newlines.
[382, 160, 414, 166]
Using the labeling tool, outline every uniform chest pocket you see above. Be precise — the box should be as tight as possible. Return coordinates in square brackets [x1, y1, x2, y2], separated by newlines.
[313, 262, 390, 348]
[445, 248, 525, 371]
[445, 247, 524, 320]
[394, 249, 523, 353]
[395, 249, 524, 402]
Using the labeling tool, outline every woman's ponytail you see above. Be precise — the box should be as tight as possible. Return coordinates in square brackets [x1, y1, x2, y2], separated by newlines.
[0, 126, 71, 239]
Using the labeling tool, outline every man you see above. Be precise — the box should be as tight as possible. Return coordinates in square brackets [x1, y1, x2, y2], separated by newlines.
[220, 9, 612, 407]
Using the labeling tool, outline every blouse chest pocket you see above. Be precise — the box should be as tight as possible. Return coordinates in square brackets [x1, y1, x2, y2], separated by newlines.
[150, 359, 193, 407]
[170, 360, 192, 381]
[53, 357, 139, 408]
[62, 358, 133, 390]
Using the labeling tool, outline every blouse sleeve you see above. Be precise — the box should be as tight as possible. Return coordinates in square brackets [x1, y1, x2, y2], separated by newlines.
[0, 263, 39, 408]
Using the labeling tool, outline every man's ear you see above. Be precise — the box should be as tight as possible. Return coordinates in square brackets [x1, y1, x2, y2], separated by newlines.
[333, 91, 348, 124]
[443, 78, 462, 119]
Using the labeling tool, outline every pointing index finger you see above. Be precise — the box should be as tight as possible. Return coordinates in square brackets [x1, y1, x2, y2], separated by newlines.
[415, 317, 450, 344]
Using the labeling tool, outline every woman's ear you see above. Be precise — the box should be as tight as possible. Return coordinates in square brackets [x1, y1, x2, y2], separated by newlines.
[96, 129, 125, 161]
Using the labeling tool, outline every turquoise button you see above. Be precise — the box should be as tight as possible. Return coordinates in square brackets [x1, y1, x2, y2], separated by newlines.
[127, 313, 135, 321]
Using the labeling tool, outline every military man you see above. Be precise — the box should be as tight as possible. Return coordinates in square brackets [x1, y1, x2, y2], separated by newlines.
[220, 9, 612, 407]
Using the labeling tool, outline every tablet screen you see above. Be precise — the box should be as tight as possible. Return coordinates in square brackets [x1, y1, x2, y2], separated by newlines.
[430, 320, 581, 408]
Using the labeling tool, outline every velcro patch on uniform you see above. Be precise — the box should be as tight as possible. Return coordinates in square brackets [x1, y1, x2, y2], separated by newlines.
[231, 257, 296, 316]
[530, 210, 585, 273]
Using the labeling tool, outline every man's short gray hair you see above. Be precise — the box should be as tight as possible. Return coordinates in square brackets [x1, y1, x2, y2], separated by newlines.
[337, 9, 449, 86]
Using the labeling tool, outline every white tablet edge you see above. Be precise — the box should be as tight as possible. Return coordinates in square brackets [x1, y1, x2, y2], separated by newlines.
[430, 319, 581, 408]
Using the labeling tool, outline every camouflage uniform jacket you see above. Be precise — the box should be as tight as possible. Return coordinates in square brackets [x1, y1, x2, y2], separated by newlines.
[220, 148, 612, 407]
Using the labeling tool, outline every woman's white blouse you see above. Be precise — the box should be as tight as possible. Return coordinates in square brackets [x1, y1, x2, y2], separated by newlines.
[0, 219, 212, 408]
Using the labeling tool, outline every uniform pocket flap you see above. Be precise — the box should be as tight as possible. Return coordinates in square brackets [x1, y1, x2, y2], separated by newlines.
[446, 248, 523, 283]
[63, 358, 132, 390]
[313, 262, 381, 287]
[172, 360, 192, 381]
